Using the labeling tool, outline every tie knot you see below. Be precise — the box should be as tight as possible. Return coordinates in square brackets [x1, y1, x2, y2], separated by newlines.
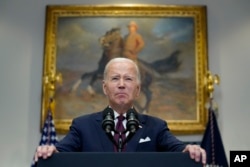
[117, 115, 125, 122]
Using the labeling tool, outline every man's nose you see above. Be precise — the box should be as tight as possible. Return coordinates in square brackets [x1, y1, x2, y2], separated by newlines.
[118, 79, 125, 88]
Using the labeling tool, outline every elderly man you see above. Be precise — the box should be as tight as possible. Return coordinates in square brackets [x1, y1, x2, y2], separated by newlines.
[35, 58, 206, 165]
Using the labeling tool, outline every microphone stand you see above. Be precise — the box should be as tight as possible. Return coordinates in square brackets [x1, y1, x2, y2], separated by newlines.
[118, 132, 123, 152]
[106, 129, 137, 152]
[116, 130, 135, 152]
[105, 130, 126, 152]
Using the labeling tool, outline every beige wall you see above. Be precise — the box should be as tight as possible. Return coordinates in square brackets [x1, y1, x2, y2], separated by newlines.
[0, 0, 250, 166]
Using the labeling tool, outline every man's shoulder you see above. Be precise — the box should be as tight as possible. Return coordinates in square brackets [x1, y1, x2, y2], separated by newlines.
[139, 113, 170, 130]
[139, 113, 166, 124]
[73, 111, 102, 122]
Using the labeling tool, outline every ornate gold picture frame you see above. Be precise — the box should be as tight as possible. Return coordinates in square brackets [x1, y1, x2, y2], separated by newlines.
[41, 5, 209, 134]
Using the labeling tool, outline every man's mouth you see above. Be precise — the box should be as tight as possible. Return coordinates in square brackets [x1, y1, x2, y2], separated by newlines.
[116, 93, 127, 97]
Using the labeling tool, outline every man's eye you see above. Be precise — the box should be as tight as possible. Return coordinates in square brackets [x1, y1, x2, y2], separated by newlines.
[126, 78, 132, 81]
[111, 77, 118, 80]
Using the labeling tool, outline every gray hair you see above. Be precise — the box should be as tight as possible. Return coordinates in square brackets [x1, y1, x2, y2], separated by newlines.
[103, 58, 141, 84]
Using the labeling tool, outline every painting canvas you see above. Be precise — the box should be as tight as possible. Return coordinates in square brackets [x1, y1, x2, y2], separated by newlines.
[41, 5, 209, 134]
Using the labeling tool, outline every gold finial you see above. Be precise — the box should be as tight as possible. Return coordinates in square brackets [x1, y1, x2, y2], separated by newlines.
[43, 72, 62, 98]
[206, 71, 220, 98]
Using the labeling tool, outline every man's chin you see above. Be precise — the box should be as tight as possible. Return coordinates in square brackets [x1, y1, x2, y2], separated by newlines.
[117, 101, 127, 106]
[115, 101, 130, 107]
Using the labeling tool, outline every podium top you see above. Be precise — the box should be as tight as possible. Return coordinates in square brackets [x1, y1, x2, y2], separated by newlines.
[37, 152, 202, 167]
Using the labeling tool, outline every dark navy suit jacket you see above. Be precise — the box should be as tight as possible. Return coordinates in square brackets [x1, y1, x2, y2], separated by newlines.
[56, 111, 186, 152]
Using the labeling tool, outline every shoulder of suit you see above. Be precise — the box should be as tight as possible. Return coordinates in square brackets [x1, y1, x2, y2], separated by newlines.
[138, 113, 166, 124]
[73, 111, 102, 122]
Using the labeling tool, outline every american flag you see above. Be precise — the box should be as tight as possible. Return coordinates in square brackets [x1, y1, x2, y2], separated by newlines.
[31, 106, 58, 167]
[201, 99, 228, 167]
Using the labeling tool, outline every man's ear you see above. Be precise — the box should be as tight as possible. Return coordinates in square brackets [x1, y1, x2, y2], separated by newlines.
[135, 84, 141, 97]
[102, 80, 107, 95]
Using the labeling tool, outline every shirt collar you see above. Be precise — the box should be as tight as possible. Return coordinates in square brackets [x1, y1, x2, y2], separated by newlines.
[113, 110, 126, 119]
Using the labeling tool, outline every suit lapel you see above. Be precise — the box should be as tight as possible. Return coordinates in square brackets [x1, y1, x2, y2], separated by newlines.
[94, 110, 147, 152]
[126, 114, 146, 152]
[94, 112, 114, 152]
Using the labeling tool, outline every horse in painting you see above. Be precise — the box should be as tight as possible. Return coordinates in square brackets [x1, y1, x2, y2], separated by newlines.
[71, 27, 181, 113]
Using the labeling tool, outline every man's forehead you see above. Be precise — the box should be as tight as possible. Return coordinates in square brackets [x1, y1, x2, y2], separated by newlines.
[107, 65, 136, 77]
[109, 62, 135, 70]
[108, 69, 136, 76]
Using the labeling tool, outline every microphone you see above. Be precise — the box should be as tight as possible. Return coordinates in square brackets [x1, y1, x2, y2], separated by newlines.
[126, 108, 139, 133]
[102, 107, 115, 133]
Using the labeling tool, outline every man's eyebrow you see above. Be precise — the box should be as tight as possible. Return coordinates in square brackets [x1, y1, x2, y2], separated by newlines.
[124, 75, 136, 79]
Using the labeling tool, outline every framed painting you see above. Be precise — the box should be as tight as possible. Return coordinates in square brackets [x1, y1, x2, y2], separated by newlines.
[41, 5, 209, 134]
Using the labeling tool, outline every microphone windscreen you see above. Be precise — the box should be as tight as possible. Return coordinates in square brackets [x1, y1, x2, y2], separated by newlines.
[103, 107, 114, 119]
[126, 108, 139, 133]
[126, 108, 138, 120]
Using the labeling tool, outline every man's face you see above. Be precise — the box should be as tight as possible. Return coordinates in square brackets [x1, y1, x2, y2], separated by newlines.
[103, 61, 140, 109]
[128, 25, 137, 33]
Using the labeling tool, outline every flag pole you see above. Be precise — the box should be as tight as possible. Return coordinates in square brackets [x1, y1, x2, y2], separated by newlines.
[202, 71, 228, 166]
[43, 72, 62, 125]
[31, 72, 62, 167]
[207, 71, 220, 166]
[31, 97, 59, 167]
[206, 71, 220, 117]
